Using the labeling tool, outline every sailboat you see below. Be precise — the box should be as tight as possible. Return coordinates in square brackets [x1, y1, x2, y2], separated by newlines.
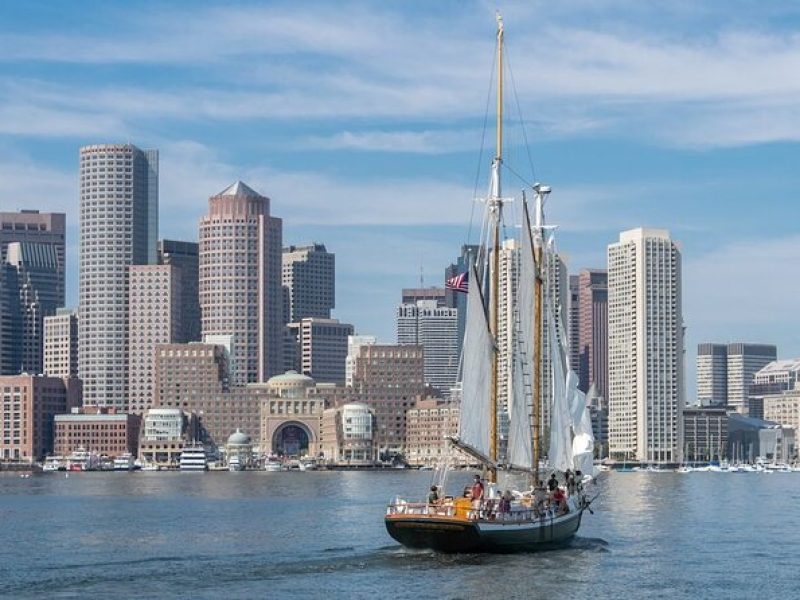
[384, 16, 596, 553]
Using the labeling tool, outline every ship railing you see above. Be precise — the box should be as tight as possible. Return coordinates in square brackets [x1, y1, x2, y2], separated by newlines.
[386, 501, 566, 523]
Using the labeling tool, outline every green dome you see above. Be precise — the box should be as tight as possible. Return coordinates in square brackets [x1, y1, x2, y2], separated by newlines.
[266, 370, 315, 386]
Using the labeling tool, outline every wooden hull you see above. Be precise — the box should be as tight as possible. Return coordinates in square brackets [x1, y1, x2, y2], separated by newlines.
[385, 510, 583, 553]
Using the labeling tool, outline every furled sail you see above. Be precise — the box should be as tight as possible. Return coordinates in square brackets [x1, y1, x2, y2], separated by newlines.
[546, 294, 573, 472]
[506, 203, 535, 470]
[457, 265, 494, 459]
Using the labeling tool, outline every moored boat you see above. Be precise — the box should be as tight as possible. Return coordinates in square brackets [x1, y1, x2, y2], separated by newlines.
[179, 443, 208, 471]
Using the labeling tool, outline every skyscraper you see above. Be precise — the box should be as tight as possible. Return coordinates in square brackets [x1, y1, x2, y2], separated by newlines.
[158, 240, 200, 342]
[696, 343, 728, 406]
[577, 269, 608, 398]
[3, 242, 60, 374]
[200, 181, 283, 385]
[608, 228, 683, 464]
[397, 300, 458, 395]
[79, 144, 158, 408]
[568, 274, 580, 374]
[346, 334, 377, 387]
[44, 308, 78, 379]
[291, 317, 354, 384]
[282, 244, 334, 322]
[726, 343, 777, 413]
[0, 210, 66, 306]
[128, 265, 183, 414]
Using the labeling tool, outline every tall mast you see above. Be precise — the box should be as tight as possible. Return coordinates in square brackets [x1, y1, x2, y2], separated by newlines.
[531, 184, 549, 485]
[488, 14, 504, 483]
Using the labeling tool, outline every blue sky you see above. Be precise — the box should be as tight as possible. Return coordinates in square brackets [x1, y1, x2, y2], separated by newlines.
[2, 1, 800, 398]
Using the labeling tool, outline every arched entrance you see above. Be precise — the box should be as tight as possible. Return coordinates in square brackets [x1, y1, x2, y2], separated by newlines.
[272, 422, 311, 457]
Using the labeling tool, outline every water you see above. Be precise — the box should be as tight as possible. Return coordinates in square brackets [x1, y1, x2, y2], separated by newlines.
[0, 470, 797, 599]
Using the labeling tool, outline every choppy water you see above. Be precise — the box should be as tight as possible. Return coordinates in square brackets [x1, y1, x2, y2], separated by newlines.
[0, 470, 797, 599]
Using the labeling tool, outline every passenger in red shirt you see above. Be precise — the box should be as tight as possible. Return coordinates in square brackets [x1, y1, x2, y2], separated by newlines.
[551, 486, 568, 515]
[470, 475, 484, 518]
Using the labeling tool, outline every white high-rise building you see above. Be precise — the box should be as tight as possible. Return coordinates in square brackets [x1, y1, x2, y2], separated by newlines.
[397, 300, 458, 394]
[44, 308, 78, 379]
[79, 144, 158, 408]
[608, 228, 683, 464]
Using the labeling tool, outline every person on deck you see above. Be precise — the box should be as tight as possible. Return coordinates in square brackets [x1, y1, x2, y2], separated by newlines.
[552, 486, 568, 515]
[470, 475, 485, 519]
[547, 473, 558, 492]
[427, 485, 440, 505]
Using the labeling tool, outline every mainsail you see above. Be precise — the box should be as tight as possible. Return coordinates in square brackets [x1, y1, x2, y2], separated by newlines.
[456, 265, 494, 461]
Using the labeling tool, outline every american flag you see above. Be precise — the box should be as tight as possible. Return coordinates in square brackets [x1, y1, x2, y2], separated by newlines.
[445, 271, 469, 293]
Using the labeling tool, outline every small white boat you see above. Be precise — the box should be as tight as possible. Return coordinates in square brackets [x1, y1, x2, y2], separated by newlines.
[42, 456, 66, 472]
[113, 453, 135, 471]
[264, 455, 284, 472]
[228, 455, 244, 472]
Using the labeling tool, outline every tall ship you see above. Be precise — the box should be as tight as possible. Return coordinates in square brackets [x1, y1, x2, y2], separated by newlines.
[179, 443, 209, 472]
[385, 15, 597, 553]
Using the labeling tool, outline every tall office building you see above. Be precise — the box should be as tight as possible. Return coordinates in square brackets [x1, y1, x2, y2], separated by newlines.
[397, 300, 458, 395]
[1, 242, 60, 374]
[44, 309, 78, 379]
[290, 318, 354, 384]
[282, 244, 334, 322]
[79, 144, 158, 408]
[158, 240, 200, 342]
[568, 275, 580, 374]
[200, 181, 283, 386]
[401, 287, 449, 307]
[0, 210, 66, 306]
[577, 269, 608, 398]
[696, 343, 728, 406]
[726, 343, 777, 413]
[128, 265, 183, 414]
[608, 228, 683, 464]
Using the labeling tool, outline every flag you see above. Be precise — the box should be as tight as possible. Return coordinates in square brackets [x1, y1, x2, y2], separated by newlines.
[446, 271, 469, 293]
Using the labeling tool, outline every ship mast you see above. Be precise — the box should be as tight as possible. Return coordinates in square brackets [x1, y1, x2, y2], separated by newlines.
[531, 184, 549, 485]
[488, 14, 504, 484]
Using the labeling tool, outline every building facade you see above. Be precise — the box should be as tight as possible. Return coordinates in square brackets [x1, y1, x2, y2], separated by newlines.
[405, 398, 470, 467]
[682, 406, 728, 462]
[290, 318, 353, 384]
[577, 269, 608, 398]
[53, 407, 140, 458]
[44, 309, 79, 379]
[727, 343, 777, 414]
[282, 243, 335, 322]
[320, 402, 377, 465]
[259, 371, 327, 457]
[138, 408, 193, 465]
[79, 144, 158, 408]
[396, 300, 458, 395]
[345, 335, 377, 387]
[696, 343, 728, 406]
[0, 374, 81, 461]
[200, 181, 283, 385]
[158, 239, 201, 342]
[608, 228, 683, 464]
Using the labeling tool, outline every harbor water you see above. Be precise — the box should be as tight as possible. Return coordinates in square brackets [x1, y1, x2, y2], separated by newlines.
[1, 470, 798, 599]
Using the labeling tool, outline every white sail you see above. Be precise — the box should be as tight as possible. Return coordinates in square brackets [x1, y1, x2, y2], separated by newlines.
[457, 265, 493, 459]
[506, 203, 535, 470]
[546, 294, 573, 472]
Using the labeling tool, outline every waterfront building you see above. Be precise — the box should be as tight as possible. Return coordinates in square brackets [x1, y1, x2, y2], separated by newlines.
[138, 408, 195, 465]
[225, 429, 254, 468]
[158, 240, 201, 342]
[608, 228, 683, 464]
[79, 144, 158, 409]
[349, 344, 427, 456]
[587, 384, 609, 458]
[200, 181, 283, 385]
[727, 343, 777, 414]
[320, 402, 377, 465]
[405, 398, 470, 467]
[290, 318, 354, 384]
[762, 389, 800, 437]
[396, 300, 458, 395]
[282, 243, 335, 322]
[682, 406, 728, 462]
[1, 242, 60, 374]
[259, 371, 327, 457]
[0, 210, 66, 306]
[345, 335, 377, 387]
[128, 265, 183, 414]
[44, 309, 78, 379]
[696, 343, 728, 406]
[727, 413, 795, 463]
[577, 269, 608, 397]
[0, 374, 81, 461]
[53, 407, 140, 458]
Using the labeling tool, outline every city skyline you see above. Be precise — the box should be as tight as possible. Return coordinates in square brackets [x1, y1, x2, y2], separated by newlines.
[2, 2, 800, 399]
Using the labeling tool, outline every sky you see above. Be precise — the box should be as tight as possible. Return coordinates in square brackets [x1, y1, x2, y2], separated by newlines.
[2, 0, 800, 399]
